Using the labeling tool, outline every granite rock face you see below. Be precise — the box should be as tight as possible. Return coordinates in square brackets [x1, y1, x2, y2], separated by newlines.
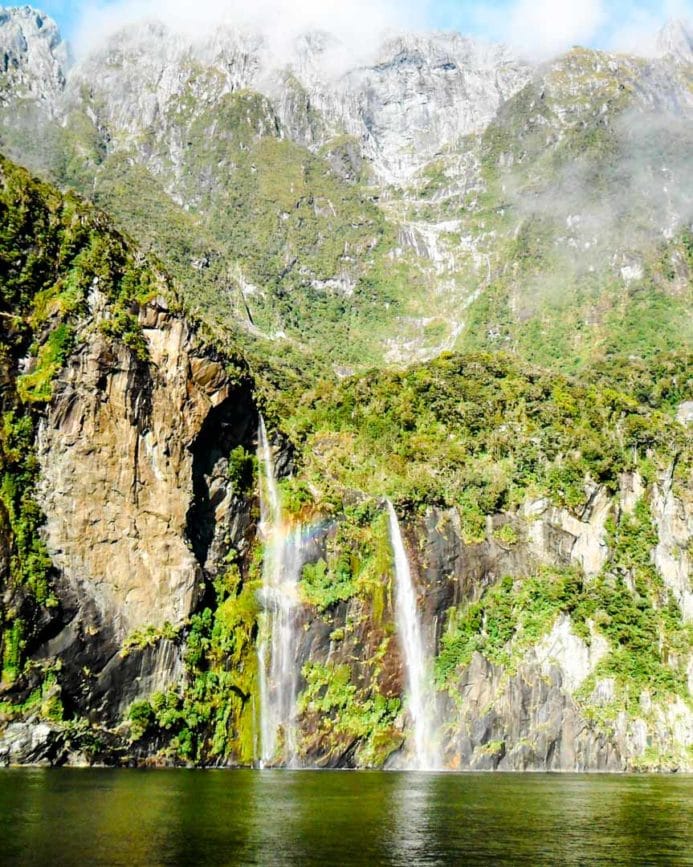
[0, 13, 531, 184]
[281, 32, 531, 183]
[441, 650, 623, 772]
[0, 10, 691, 770]
[38, 295, 236, 639]
[657, 18, 693, 64]
[652, 470, 693, 622]
[0, 5, 66, 109]
[38, 297, 256, 720]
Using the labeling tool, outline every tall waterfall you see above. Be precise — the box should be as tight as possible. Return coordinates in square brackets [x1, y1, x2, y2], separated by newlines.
[386, 500, 440, 771]
[256, 416, 304, 767]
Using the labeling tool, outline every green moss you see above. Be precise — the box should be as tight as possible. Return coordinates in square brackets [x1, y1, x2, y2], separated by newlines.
[436, 520, 692, 719]
[494, 524, 519, 546]
[99, 311, 148, 360]
[300, 558, 356, 612]
[121, 621, 179, 657]
[298, 507, 393, 615]
[298, 661, 402, 767]
[0, 410, 54, 610]
[277, 477, 315, 518]
[128, 563, 262, 765]
[1, 618, 24, 683]
[17, 323, 74, 403]
[479, 739, 505, 757]
[0, 667, 64, 721]
[630, 745, 691, 773]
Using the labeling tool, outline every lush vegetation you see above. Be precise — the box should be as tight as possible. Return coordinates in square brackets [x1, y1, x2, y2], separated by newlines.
[298, 661, 402, 767]
[0, 153, 172, 686]
[299, 506, 392, 617]
[127, 557, 261, 765]
[284, 351, 690, 537]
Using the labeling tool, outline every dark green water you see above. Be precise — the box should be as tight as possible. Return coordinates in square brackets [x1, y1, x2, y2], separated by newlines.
[0, 770, 691, 866]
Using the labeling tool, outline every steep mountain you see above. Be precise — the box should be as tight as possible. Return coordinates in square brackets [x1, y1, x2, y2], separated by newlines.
[0, 7, 691, 771]
[0, 5, 65, 106]
[0, 155, 691, 770]
[0, 8, 690, 368]
[657, 18, 693, 64]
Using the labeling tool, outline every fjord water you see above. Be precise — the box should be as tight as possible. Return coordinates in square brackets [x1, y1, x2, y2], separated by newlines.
[386, 501, 440, 771]
[1, 770, 691, 866]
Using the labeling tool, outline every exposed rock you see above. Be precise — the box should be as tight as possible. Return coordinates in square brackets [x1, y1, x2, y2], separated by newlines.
[619, 471, 646, 515]
[38, 297, 228, 636]
[652, 470, 693, 621]
[0, 6, 66, 109]
[0, 720, 64, 766]
[533, 615, 608, 693]
[304, 33, 531, 183]
[677, 401, 693, 425]
[0, 10, 531, 185]
[441, 652, 623, 772]
[522, 487, 611, 578]
[29, 294, 257, 720]
[657, 19, 693, 64]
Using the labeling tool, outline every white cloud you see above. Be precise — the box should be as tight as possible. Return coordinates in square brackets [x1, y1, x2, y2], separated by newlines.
[70, 0, 429, 60]
[59, 0, 693, 63]
[607, 0, 693, 55]
[484, 0, 607, 59]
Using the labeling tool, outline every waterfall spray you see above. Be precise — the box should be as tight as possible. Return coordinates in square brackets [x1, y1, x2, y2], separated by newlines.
[386, 500, 440, 771]
[256, 416, 304, 767]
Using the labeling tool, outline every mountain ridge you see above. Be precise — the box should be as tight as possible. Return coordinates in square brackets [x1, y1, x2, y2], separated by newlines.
[0, 8, 691, 771]
[1, 8, 691, 371]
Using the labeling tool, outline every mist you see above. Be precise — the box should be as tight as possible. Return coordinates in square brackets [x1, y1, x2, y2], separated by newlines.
[505, 105, 693, 307]
[69, 0, 430, 63]
[56, 0, 693, 63]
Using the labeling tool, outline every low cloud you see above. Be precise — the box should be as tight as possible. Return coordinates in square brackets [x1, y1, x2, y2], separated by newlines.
[506, 105, 693, 307]
[69, 0, 429, 60]
[606, 0, 693, 55]
[490, 0, 607, 59]
[447, 0, 692, 60]
[49, 0, 693, 64]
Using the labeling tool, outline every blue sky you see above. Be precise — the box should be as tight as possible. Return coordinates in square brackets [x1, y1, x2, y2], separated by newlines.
[13, 0, 693, 58]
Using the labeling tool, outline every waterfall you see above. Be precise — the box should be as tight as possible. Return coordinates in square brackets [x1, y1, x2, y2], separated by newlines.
[386, 500, 440, 771]
[256, 416, 304, 767]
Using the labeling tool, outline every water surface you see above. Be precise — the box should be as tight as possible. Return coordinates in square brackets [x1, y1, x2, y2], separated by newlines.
[1, 769, 691, 865]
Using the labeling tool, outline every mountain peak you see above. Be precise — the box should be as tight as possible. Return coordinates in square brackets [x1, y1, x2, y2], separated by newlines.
[656, 18, 693, 63]
[0, 4, 67, 104]
[0, 4, 62, 43]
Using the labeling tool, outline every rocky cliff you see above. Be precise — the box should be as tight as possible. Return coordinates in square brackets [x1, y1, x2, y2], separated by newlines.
[0, 9, 691, 773]
[1, 166, 690, 770]
[0, 7, 691, 367]
[0, 155, 259, 763]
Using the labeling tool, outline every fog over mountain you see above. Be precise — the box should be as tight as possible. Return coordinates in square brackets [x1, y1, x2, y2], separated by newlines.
[0, 5, 691, 774]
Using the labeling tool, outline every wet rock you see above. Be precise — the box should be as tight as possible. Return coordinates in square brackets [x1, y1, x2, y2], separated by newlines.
[29, 295, 256, 721]
[0, 721, 65, 766]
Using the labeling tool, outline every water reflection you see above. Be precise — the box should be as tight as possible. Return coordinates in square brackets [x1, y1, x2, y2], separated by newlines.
[388, 772, 437, 865]
[0, 769, 691, 866]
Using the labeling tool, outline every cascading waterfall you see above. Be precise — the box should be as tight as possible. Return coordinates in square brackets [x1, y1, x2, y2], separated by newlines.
[256, 416, 304, 767]
[386, 500, 441, 771]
